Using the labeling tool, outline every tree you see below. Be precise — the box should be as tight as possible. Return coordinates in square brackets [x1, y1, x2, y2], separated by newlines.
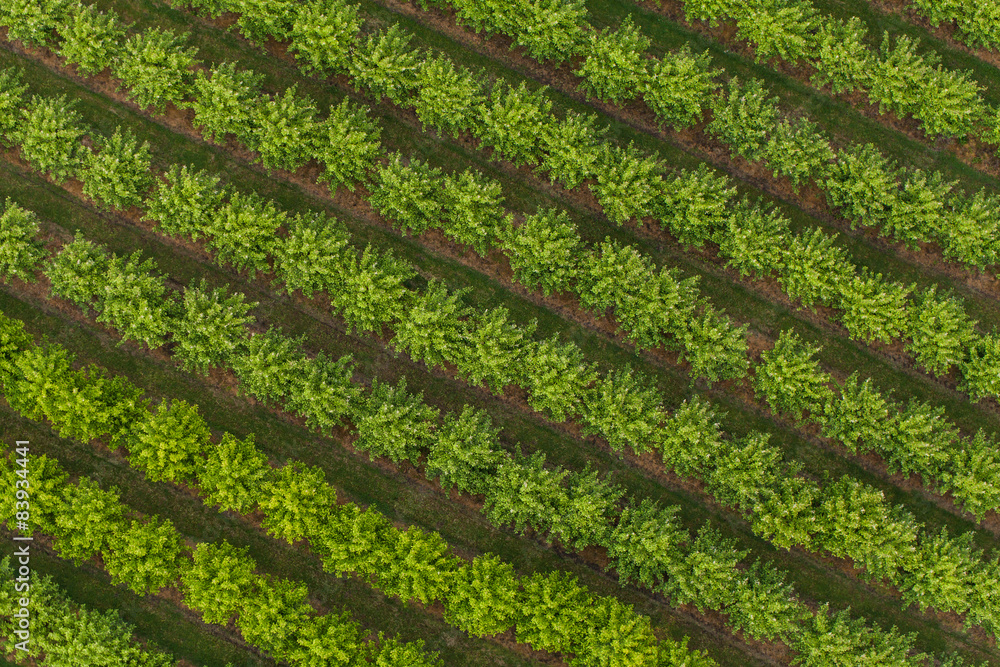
[206, 191, 286, 277]
[201, 432, 271, 513]
[354, 376, 438, 465]
[286, 611, 363, 667]
[250, 85, 318, 172]
[81, 127, 154, 211]
[943, 430, 1000, 521]
[656, 164, 736, 248]
[113, 27, 199, 112]
[329, 245, 415, 333]
[838, 269, 913, 345]
[453, 307, 535, 392]
[0, 69, 28, 146]
[348, 25, 421, 105]
[678, 307, 750, 383]
[484, 451, 569, 537]
[370, 154, 443, 236]
[706, 432, 782, 511]
[656, 397, 723, 477]
[726, 560, 809, 642]
[500, 209, 581, 296]
[424, 405, 504, 495]
[288, 0, 360, 76]
[573, 596, 659, 667]
[0, 199, 47, 282]
[751, 474, 820, 550]
[14, 94, 89, 184]
[707, 77, 779, 162]
[475, 80, 553, 166]
[735, 1, 819, 64]
[575, 15, 650, 103]
[510, 0, 587, 64]
[45, 233, 109, 312]
[284, 350, 359, 435]
[515, 570, 590, 654]
[0, 0, 68, 48]
[52, 477, 125, 565]
[811, 17, 871, 93]
[642, 45, 718, 129]
[374, 527, 460, 605]
[57, 3, 128, 75]
[754, 330, 833, 423]
[776, 227, 853, 309]
[820, 372, 891, 453]
[414, 55, 483, 135]
[539, 110, 604, 189]
[443, 555, 519, 637]
[143, 164, 227, 240]
[128, 398, 210, 483]
[273, 211, 351, 298]
[440, 168, 505, 256]
[393, 279, 471, 370]
[960, 330, 1000, 402]
[791, 603, 919, 667]
[94, 250, 173, 349]
[713, 200, 789, 278]
[552, 466, 622, 550]
[905, 286, 976, 378]
[581, 366, 666, 455]
[522, 335, 597, 422]
[884, 169, 952, 249]
[364, 634, 442, 667]
[823, 143, 900, 231]
[104, 517, 184, 595]
[591, 142, 664, 225]
[172, 279, 256, 375]
[606, 499, 687, 589]
[314, 98, 382, 191]
[664, 525, 747, 611]
[181, 541, 260, 625]
[762, 117, 834, 189]
[235, 576, 311, 657]
[887, 398, 956, 480]
[259, 462, 337, 544]
[188, 62, 264, 145]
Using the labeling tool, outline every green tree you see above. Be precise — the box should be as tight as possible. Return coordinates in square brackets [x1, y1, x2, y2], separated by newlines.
[425, 405, 503, 495]
[0, 69, 28, 145]
[707, 77, 778, 162]
[713, 201, 790, 278]
[375, 527, 460, 605]
[754, 330, 833, 423]
[364, 634, 442, 667]
[251, 85, 318, 172]
[113, 27, 199, 112]
[200, 432, 270, 513]
[575, 15, 650, 103]
[824, 143, 900, 230]
[762, 117, 834, 189]
[905, 286, 976, 377]
[172, 279, 256, 375]
[582, 366, 666, 455]
[791, 603, 919, 667]
[475, 80, 553, 166]
[188, 62, 264, 145]
[370, 154, 443, 235]
[887, 398, 956, 480]
[80, 127, 154, 211]
[57, 3, 128, 75]
[0, 199, 47, 282]
[522, 335, 597, 422]
[706, 432, 782, 510]
[591, 142, 664, 225]
[348, 25, 421, 105]
[678, 307, 750, 383]
[500, 208, 581, 296]
[414, 55, 483, 135]
[440, 168, 505, 256]
[443, 555, 519, 637]
[735, 1, 819, 64]
[288, 0, 360, 76]
[0, 0, 68, 47]
[943, 430, 1000, 521]
[104, 517, 184, 595]
[811, 17, 871, 93]
[329, 245, 415, 333]
[287, 611, 363, 667]
[231, 330, 303, 404]
[235, 576, 311, 657]
[206, 191, 285, 277]
[143, 164, 226, 240]
[539, 110, 604, 189]
[52, 478, 125, 565]
[231, 0, 297, 43]
[820, 372, 891, 453]
[453, 307, 535, 392]
[181, 541, 260, 625]
[484, 451, 568, 537]
[393, 279, 471, 370]
[656, 164, 736, 249]
[727, 561, 809, 641]
[284, 350, 359, 435]
[838, 269, 913, 344]
[259, 462, 337, 544]
[45, 233, 109, 312]
[14, 94, 89, 184]
[751, 474, 820, 550]
[510, 0, 587, 64]
[606, 499, 687, 589]
[574, 596, 659, 667]
[128, 398, 210, 483]
[552, 466, 622, 550]
[273, 211, 351, 298]
[315, 98, 382, 191]
[354, 376, 438, 465]
[656, 397, 723, 477]
[642, 45, 718, 129]
[515, 570, 590, 653]
[94, 251, 172, 349]
[777, 227, 854, 309]
[960, 330, 1000, 402]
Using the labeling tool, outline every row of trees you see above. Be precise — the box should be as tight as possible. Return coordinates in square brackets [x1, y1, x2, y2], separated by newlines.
[0, 449, 441, 667]
[912, 0, 1000, 51]
[4, 198, 994, 659]
[0, 556, 179, 667]
[0, 311, 712, 667]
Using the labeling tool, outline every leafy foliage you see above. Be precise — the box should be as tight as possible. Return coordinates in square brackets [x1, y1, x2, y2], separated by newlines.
[172, 279, 256, 374]
[288, 0, 360, 76]
[0, 199, 47, 282]
[14, 94, 89, 184]
[251, 85, 318, 172]
[575, 15, 650, 103]
[315, 98, 382, 191]
[129, 398, 210, 483]
[114, 27, 199, 112]
[189, 62, 264, 145]
[80, 127, 154, 211]
[57, 3, 128, 75]
[104, 517, 184, 595]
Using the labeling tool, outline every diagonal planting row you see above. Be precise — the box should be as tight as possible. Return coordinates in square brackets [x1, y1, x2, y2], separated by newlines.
[0, 554, 188, 666]
[2, 16, 999, 532]
[879, 0, 1000, 54]
[141, 0, 1000, 401]
[2, 4, 999, 530]
[0, 176, 991, 666]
